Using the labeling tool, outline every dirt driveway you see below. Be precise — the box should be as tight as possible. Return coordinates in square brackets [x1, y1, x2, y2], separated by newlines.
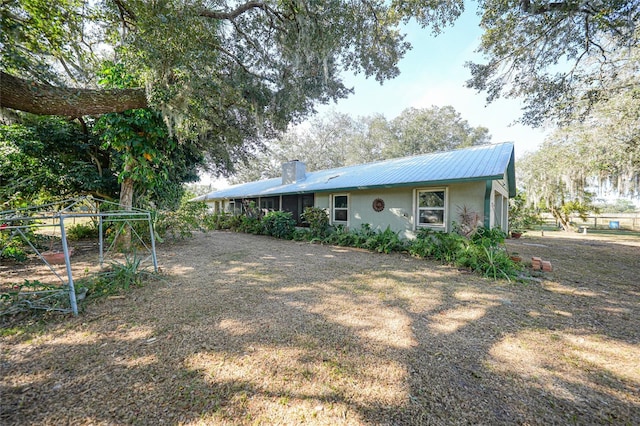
[1, 230, 639, 425]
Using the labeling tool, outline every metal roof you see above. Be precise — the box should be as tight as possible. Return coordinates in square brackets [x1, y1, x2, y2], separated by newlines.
[193, 142, 516, 201]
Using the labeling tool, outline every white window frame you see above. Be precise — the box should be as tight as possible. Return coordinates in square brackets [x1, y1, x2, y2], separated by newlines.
[331, 193, 349, 225]
[415, 188, 448, 231]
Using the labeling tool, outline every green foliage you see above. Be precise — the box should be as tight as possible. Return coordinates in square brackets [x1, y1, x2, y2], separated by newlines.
[154, 196, 209, 240]
[362, 226, 406, 254]
[0, 117, 117, 208]
[408, 226, 522, 281]
[383, 106, 490, 158]
[3, 0, 469, 184]
[204, 212, 235, 230]
[66, 222, 99, 240]
[518, 141, 600, 231]
[238, 215, 263, 235]
[457, 245, 521, 282]
[0, 232, 28, 262]
[1, 243, 27, 262]
[408, 228, 467, 263]
[468, 226, 506, 248]
[79, 254, 148, 301]
[301, 207, 330, 239]
[322, 224, 403, 253]
[95, 62, 203, 210]
[262, 211, 296, 239]
[291, 228, 311, 241]
[467, 0, 639, 126]
[324, 224, 358, 247]
[509, 191, 543, 231]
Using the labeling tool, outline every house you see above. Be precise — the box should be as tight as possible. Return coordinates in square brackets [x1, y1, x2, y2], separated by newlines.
[193, 142, 516, 239]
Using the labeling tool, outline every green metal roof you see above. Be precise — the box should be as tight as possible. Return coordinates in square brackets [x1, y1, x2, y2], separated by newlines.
[194, 142, 516, 201]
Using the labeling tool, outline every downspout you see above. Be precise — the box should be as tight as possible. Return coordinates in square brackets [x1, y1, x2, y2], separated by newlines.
[483, 180, 492, 229]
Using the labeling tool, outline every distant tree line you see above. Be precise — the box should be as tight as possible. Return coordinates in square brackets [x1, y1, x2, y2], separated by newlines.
[229, 106, 491, 184]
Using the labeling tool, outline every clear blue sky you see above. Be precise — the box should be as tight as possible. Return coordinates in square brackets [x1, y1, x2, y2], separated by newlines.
[315, 7, 548, 159]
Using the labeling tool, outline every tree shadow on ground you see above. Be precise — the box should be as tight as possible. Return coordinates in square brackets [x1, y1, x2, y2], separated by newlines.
[1, 232, 638, 424]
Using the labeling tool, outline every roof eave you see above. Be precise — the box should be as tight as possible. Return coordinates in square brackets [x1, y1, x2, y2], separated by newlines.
[202, 174, 507, 200]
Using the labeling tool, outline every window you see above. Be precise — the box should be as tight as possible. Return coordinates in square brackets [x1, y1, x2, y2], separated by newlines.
[332, 194, 349, 223]
[417, 189, 447, 228]
[260, 197, 279, 211]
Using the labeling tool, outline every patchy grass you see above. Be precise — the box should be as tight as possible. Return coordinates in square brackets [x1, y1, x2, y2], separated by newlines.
[1, 230, 639, 425]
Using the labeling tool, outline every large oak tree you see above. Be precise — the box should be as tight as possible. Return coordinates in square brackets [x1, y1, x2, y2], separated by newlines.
[467, 0, 639, 126]
[0, 1, 463, 128]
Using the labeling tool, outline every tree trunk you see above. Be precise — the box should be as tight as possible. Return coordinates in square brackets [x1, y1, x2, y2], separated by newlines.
[120, 177, 134, 211]
[0, 72, 147, 117]
[550, 205, 572, 232]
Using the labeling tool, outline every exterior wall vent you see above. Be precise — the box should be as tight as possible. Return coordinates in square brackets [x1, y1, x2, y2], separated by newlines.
[282, 160, 306, 185]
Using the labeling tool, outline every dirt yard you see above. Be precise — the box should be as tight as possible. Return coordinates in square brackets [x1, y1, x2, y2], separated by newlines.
[1, 230, 639, 425]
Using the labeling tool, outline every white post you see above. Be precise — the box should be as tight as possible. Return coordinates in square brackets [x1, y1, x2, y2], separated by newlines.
[60, 216, 78, 316]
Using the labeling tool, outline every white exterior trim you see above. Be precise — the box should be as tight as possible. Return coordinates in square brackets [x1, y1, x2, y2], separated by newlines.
[414, 187, 448, 232]
[330, 193, 350, 227]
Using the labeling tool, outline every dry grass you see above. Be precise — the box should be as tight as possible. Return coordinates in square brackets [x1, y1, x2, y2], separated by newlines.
[1, 230, 639, 425]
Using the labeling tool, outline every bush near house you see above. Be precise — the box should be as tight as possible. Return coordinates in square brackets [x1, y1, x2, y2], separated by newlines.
[206, 209, 523, 281]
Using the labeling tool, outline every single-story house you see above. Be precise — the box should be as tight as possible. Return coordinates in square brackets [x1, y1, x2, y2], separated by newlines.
[193, 142, 516, 239]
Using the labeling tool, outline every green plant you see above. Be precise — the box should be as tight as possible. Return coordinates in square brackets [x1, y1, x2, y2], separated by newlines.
[324, 224, 356, 246]
[362, 226, 405, 254]
[66, 222, 99, 240]
[1, 232, 28, 261]
[469, 226, 506, 248]
[1, 244, 28, 262]
[83, 253, 148, 299]
[238, 215, 263, 234]
[154, 198, 209, 239]
[301, 207, 330, 238]
[509, 191, 544, 231]
[407, 233, 435, 258]
[475, 246, 520, 281]
[291, 228, 311, 241]
[262, 211, 296, 239]
[203, 212, 232, 230]
[456, 230, 523, 281]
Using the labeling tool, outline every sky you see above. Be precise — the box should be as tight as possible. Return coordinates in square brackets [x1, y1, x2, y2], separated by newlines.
[314, 7, 549, 158]
[202, 7, 550, 186]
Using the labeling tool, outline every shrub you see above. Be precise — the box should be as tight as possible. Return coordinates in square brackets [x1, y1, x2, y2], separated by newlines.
[66, 222, 99, 240]
[291, 228, 311, 241]
[301, 207, 330, 238]
[203, 212, 233, 230]
[407, 235, 435, 258]
[262, 211, 296, 239]
[0, 235, 28, 262]
[362, 226, 405, 254]
[324, 224, 356, 246]
[154, 199, 209, 240]
[225, 214, 243, 231]
[457, 244, 521, 281]
[408, 226, 521, 280]
[238, 215, 263, 234]
[469, 226, 506, 248]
